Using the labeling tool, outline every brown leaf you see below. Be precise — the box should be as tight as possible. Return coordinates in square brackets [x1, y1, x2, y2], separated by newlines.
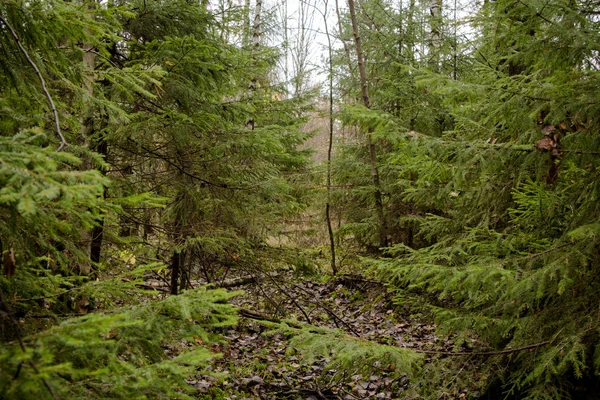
[76, 299, 90, 314]
[535, 137, 555, 151]
[541, 124, 557, 136]
[3, 248, 15, 278]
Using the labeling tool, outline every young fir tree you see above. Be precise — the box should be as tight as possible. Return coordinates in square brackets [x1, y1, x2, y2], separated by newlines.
[370, 0, 600, 397]
[329, 0, 456, 252]
[1, 0, 312, 397]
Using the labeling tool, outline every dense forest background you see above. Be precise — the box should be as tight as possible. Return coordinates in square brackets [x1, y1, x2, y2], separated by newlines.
[2, 0, 600, 398]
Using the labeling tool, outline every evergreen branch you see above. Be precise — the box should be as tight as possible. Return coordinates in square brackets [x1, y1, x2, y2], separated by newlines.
[516, 0, 558, 26]
[510, 243, 569, 263]
[562, 149, 600, 155]
[13, 287, 79, 303]
[82, 47, 118, 68]
[414, 341, 551, 356]
[0, 290, 60, 400]
[0, 16, 67, 152]
[125, 137, 253, 190]
[406, 132, 600, 155]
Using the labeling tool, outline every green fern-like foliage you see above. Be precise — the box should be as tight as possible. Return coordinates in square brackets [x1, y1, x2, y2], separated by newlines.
[269, 323, 422, 384]
[375, 128, 600, 398]
[0, 131, 108, 259]
[351, 0, 600, 396]
[371, 6, 600, 400]
[0, 288, 239, 399]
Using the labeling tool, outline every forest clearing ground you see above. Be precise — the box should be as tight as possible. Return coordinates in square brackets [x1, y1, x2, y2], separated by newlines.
[187, 270, 454, 399]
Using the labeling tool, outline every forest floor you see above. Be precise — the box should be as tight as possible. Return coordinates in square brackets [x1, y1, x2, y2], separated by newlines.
[182, 271, 456, 400]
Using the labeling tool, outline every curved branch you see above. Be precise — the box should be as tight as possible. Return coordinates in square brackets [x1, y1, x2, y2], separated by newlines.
[0, 16, 67, 152]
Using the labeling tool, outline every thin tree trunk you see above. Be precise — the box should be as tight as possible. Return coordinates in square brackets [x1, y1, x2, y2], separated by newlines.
[334, 0, 354, 79]
[252, 0, 262, 54]
[179, 250, 191, 292]
[453, 0, 457, 80]
[347, 0, 388, 249]
[170, 250, 182, 295]
[90, 187, 107, 265]
[243, 0, 252, 48]
[323, 0, 337, 275]
[407, 0, 416, 64]
[284, 0, 289, 91]
[428, 0, 442, 71]
[170, 146, 192, 294]
[79, 0, 104, 275]
[246, 0, 262, 130]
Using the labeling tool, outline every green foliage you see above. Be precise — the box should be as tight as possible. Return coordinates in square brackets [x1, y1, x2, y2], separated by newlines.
[270, 323, 422, 382]
[1, 0, 311, 397]
[319, 0, 600, 396]
[0, 131, 109, 285]
[359, 0, 600, 394]
[0, 288, 239, 399]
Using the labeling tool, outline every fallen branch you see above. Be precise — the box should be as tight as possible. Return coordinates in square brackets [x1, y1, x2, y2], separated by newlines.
[268, 277, 312, 325]
[136, 283, 170, 293]
[239, 307, 302, 328]
[293, 283, 361, 337]
[214, 275, 259, 288]
[332, 273, 383, 290]
[238, 305, 551, 358]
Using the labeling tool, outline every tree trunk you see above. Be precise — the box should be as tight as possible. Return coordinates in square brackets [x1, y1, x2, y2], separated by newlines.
[323, 0, 337, 275]
[246, 0, 262, 130]
[170, 251, 182, 295]
[428, 0, 442, 71]
[347, 0, 388, 249]
[335, 0, 355, 82]
[79, 2, 104, 275]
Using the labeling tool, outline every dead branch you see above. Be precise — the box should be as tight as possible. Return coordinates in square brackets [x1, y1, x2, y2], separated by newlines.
[267, 276, 312, 324]
[238, 307, 302, 328]
[215, 275, 259, 288]
[292, 283, 361, 337]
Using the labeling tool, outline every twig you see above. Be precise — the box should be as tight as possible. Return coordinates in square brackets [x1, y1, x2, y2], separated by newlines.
[124, 137, 252, 190]
[313, 377, 327, 400]
[0, 16, 67, 152]
[268, 276, 313, 324]
[13, 287, 78, 302]
[293, 283, 361, 337]
[0, 290, 60, 400]
[441, 355, 473, 397]
[511, 243, 569, 263]
[238, 307, 302, 328]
